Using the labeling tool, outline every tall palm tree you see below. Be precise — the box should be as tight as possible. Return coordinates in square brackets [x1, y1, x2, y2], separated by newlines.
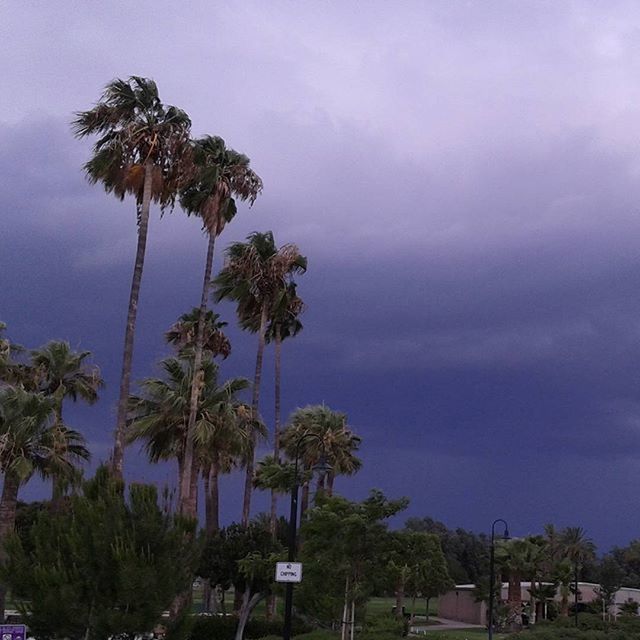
[178, 136, 262, 517]
[73, 76, 192, 479]
[127, 356, 251, 517]
[0, 387, 89, 620]
[213, 231, 307, 525]
[30, 341, 102, 501]
[280, 405, 362, 514]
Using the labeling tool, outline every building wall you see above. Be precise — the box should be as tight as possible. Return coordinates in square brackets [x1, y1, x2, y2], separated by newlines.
[438, 582, 640, 625]
[438, 588, 486, 625]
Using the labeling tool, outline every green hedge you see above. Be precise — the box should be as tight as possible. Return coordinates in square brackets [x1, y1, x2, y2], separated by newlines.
[187, 615, 312, 640]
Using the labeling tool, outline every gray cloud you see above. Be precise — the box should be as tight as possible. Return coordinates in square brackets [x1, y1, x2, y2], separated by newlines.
[4, 1, 640, 547]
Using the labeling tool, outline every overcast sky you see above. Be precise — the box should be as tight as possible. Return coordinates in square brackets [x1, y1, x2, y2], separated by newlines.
[3, 1, 640, 550]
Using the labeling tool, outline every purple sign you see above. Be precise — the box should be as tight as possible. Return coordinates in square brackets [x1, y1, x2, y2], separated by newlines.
[0, 625, 25, 640]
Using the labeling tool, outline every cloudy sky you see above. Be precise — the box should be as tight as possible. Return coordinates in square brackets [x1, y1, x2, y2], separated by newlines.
[3, 0, 640, 549]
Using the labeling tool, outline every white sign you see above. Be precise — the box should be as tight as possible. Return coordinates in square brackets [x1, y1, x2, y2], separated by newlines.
[275, 561, 303, 583]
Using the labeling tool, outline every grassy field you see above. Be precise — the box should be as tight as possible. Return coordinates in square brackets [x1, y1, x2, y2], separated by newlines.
[366, 596, 439, 617]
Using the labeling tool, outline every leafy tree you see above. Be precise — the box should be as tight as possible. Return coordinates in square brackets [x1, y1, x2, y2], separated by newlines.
[30, 341, 102, 502]
[298, 491, 408, 637]
[214, 231, 306, 525]
[199, 522, 282, 640]
[594, 556, 624, 618]
[2, 467, 197, 639]
[178, 136, 262, 518]
[387, 531, 451, 621]
[0, 387, 88, 620]
[404, 516, 490, 584]
[73, 76, 192, 479]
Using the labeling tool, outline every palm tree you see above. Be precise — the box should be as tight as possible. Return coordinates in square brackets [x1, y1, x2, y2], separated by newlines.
[213, 231, 307, 525]
[494, 537, 541, 630]
[0, 387, 89, 620]
[561, 526, 595, 619]
[73, 76, 192, 479]
[178, 136, 262, 518]
[166, 308, 231, 360]
[280, 405, 362, 515]
[127, 356, 251, 517]
[30, 341, 102, 501]
[262, 282, 305, 535]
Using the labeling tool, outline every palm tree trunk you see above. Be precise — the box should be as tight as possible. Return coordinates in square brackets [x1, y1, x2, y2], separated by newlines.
[206, 454, 220, 534]
[241, 303, 268, 527]
[51, 402, 65, 507]
[395, 571, 406, 618]
[327, 471, 335, 497]
[112, 160, 154, 480]
[508, 571, 522, 630]
[0, 472, 20, 622]
[180, 232, 216, 517]
[270, 327, 282, 536]
[300, 479, 310, 519]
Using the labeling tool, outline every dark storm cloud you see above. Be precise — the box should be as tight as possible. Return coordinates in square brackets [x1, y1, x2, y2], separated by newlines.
[4, 1, 640, 547]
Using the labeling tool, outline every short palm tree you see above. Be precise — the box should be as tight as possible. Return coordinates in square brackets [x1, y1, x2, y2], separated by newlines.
[0, 387, 89, 618]
[178, 136, 262, 517]
[30, 341, 102, 501]
[166, 309, 231, 360]
[127, 356, 250, 518]
[213, 231, 306, 525]
[73, 76, 192, 479]
[280, 405, 362, 514]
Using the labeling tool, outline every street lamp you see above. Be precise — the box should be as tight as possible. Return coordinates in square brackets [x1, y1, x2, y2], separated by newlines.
[282, 433, 331, 640]
[488, 519, 510, 640]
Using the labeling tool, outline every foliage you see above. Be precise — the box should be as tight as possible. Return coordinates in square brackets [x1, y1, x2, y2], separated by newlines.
[199, 522, 282, 593]
[297, 491, 408, 627]
[185, 615, 310, 640]
[404, 516, 490, 584]
[2, 466, 197, 640]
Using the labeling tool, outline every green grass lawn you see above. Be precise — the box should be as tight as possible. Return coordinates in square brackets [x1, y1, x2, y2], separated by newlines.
[366, 596, 439, 618]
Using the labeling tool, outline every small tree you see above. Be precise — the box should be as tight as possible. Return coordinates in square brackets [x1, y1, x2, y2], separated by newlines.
[199, 522, 283, 640]
[2, 467, 197, 640]
[298, 491, 408, 639]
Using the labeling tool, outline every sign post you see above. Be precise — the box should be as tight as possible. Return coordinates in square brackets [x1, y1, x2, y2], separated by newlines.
[0, 625, 26, 640]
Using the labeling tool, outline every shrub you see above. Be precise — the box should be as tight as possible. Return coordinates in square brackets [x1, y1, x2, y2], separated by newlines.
[188, 615, 312, 640]
[362, 613, 406, 637]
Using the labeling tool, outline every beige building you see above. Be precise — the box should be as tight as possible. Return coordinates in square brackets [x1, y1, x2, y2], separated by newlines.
[438, 582, 640, 625]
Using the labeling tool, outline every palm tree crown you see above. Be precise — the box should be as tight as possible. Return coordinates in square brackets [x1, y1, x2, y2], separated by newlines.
[166, 309, 231, 360]
[73, 76, 192, 209]
[180, 135, 262, 234]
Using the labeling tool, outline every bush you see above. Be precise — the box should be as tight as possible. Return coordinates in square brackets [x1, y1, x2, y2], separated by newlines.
[293, 632, 338, 640]
[362, 613, 406, 637]
[188, 615, 312, 640]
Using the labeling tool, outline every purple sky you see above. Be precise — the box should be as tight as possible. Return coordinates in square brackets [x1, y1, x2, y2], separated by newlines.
[3, 1, 640, 550]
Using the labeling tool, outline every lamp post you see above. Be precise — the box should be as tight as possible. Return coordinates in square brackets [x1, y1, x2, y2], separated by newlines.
[574, 562, 579, 627]
[282, 433, 330, 640]
[488, 519, 510, 640]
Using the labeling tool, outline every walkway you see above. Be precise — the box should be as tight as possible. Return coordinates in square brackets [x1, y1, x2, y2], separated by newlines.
[410, 616, 485, 634]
